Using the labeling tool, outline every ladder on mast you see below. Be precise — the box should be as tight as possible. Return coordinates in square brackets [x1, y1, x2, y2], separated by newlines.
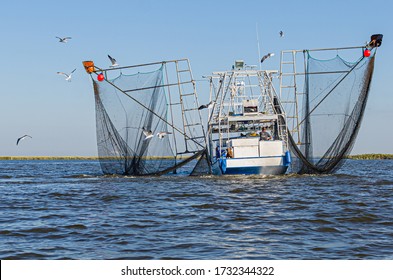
[174, 59, 207, 154]
[279, 50, 303, 145]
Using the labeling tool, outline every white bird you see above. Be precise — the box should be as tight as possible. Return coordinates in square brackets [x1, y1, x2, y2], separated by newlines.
[279, 31, 284, 38]
[261, 53, 275, 64]
[56, 36, 72, 43]
[157, 131, 172, 139]
[16, 135, 32, 146]
[108, 55, 119, 68]
[198, 101, 215, 110]
[57, 68, 76, 82]
[142, 127, 154, 140]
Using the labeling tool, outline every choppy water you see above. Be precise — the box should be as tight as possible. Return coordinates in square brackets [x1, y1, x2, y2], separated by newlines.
[0, 159, 392, 259]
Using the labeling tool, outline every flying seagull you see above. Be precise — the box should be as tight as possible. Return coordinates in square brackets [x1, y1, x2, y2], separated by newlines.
[142, 127, 154, 140]
[279, 31, 284, 38]
[108, 55, 119, 68]
[157, 132, 172, 139]
[57, 68, 76, 82]
[56, 36, 72, 43]
[16, 135, 32, 146]
[260, 53, 275, 64]
[198, 101, 215, 110]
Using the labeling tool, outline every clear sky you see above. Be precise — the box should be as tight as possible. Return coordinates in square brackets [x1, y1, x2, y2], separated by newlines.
[1, 0, 391, 156]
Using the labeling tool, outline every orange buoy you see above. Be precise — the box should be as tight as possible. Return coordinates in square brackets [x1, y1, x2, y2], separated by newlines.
[82, 61, 95, 73]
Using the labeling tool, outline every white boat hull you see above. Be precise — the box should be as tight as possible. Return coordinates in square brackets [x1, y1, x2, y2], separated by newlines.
[212, 154, 289, 175]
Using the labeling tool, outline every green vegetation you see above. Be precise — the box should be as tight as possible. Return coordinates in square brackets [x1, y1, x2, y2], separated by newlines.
[346, 154, 393, 160]
[0, 154, 392, 160]
[0, 156, 188, 160]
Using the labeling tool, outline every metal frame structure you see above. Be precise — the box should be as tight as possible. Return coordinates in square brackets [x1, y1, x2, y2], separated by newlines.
[84, 58, 209, 175]
[279, 45, 366, 147]
[207, 68, 289, 157]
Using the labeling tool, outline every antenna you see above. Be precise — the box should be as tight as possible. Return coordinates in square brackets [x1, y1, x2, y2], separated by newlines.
[256, 23, 261, 70]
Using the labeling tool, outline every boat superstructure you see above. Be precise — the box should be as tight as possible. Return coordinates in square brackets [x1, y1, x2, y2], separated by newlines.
[207, 61, 291, 175]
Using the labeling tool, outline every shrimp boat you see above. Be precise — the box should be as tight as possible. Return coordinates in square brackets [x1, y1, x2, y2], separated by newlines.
[206, 61, 291, 175]
[82, 34, 381, 176]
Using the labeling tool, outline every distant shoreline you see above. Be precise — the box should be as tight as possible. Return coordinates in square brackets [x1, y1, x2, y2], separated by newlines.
[0, 154, 392, 160]
[0, 156, 99, 160]
[345, 154, 393, 160]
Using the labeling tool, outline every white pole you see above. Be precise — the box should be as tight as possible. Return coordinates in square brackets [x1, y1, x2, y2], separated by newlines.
[256, 23, 262, 70]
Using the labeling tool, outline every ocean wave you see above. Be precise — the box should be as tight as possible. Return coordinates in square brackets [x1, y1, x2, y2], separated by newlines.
[63, 224, 88, 230]
[21, 227, 60, 234]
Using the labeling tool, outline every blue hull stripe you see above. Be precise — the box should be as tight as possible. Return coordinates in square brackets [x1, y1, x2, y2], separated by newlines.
[224, 165, 288, 175]
[224, 155, 283, 160]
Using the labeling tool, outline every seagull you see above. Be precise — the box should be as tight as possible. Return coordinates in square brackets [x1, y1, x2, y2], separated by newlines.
[260, 53, 275, 64]
[142, 127, 154, 140]
[16, 135, 32, 146]
[108, 55, 119, 68]
[157, 132, 172, 139]
[57, 68, 76, 82]
[198, 101, 215, 110]
[279, 31, 284, 38]
[56, 36, 72, 43]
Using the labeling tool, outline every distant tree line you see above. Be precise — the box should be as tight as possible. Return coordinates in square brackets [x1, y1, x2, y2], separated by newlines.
[346, 154, 393, 160]
[0, 154, 392, 160]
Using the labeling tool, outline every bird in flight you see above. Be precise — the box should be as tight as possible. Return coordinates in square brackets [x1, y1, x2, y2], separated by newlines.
[108, 55, 119, 68]
[157, 132, 172, 139]
[142, 127, 154, 140]
[279, 31, 284, 38]
[57, 68, 76, 82]
[261, 53, 275, 64]
[56, 36, 72, 43]
[16, 135, 32, 146]
[198, 101, 215, 110]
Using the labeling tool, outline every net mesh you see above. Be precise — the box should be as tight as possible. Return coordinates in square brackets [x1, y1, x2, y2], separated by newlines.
[288, 51, 375, 174]
[94, 67, 177, 175]
[92, 60, 210, 176]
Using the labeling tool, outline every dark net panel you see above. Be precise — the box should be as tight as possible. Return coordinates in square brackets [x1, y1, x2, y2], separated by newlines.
[290, 52, 375, 174]
[93, 67, 176, 175]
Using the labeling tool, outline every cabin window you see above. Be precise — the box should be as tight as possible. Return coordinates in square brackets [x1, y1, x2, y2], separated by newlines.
[244, 106, 257, 113]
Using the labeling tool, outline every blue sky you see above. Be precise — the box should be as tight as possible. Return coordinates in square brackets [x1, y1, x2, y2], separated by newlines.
[1, 0, 391, 156]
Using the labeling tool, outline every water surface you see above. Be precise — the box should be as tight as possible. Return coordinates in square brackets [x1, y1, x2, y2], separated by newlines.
[0, 159, 392, 259]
